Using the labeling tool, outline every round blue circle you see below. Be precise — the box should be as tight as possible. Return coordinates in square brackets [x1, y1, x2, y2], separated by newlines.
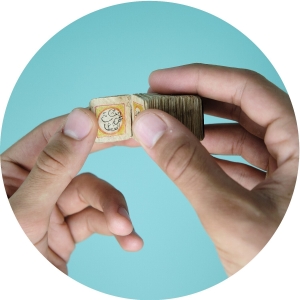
[1, 2, 286, 299]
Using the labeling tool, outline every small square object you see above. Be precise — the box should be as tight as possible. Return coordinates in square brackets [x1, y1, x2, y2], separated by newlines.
[89, 93, 204, 143]
[90, 95, 131, 142]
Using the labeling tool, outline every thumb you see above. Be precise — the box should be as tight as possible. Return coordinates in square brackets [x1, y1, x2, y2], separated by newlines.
[10, 108, 97, 226]
[132, 110, 247, 217]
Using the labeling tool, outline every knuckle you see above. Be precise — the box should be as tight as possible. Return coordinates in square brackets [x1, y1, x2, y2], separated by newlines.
[164, 138, 197, 183]
[236, 166, 248, 186]
[77, 172, 96, 181]
[240, 69, 271, 89]
[229, 104, 242, 122]
[36, 140, 72, 177]
[112, 188, 125, 199]
[101, 187, 125, 213]
[239, 68, 262, 81]
[233, 69, 265, 107]
[72, 173, 98, 193]
[108, 188, 125, 204]
[232, 127, 248, 155]
[84, 207, 96, 233]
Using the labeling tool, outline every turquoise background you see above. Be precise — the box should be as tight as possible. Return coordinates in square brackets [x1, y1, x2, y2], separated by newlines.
[0, 2, 286, 299]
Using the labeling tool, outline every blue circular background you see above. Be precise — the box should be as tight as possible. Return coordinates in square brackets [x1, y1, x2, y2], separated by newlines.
[1, 2, 286, 299]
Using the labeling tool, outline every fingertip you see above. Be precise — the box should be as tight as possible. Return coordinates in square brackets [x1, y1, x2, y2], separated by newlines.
[147, 86, 154, 93]
[63, 109, 93, 140]
[133, 112, 167, 149]
[127, 236, 144, 252]
[148, 68, 169, 92]
[77, 107, 98, 131]
[147, 64, 201, 94]
[63, 108, 98, 141]
[148, 69, 160, 85]
[78, 107, 98, 133]
[117, 230, 144, 252]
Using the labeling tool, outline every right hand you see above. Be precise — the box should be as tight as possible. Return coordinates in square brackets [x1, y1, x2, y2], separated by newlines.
[133, 64, 298, 275]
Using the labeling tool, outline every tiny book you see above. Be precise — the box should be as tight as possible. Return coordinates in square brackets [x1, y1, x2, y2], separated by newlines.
[89, 93, 204, 143]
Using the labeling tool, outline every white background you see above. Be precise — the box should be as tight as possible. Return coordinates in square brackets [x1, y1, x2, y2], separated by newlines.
[0, 1, 299, 299]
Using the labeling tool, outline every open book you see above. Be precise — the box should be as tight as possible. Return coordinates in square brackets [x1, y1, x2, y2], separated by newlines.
[89, 93, 204, 143]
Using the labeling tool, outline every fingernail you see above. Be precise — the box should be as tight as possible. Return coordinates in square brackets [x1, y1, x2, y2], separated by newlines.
[133, 113, 167, 148]
[118, 207, 131, 222]
[63, 109, 93, 140]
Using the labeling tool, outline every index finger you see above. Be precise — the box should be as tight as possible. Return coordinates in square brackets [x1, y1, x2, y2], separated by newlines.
[149, 64, 292, 127]
[149, 64, 298, 168]
[56, 173, 134, 236]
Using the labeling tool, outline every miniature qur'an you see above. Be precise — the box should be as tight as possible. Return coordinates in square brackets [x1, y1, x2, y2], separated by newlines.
[89, 93, 204, 143]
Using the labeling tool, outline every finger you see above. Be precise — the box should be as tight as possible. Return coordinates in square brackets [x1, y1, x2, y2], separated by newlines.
[213, 157, 266, 190]
[48, 204, 142, 265]
[48, 204, 76, 263]
[202, 97, 266, 139]
[149, 64, 297, 168]
[202, 123, 270, 170]
[1, 114, 139, 173]
[47, 247, 68, 274]
[1, 115, 66, 172]
[66, 207, 143, 251]
[66, 207, 143, 252]
[57, 173, 134, 236]
[133, 110, 255, 219]
[65, 207, 112, 242]
[115, 230, 144, 252]
[0, 158, 29, 197]
[9, 108, 97, 243]
[149, 64, 291, 128]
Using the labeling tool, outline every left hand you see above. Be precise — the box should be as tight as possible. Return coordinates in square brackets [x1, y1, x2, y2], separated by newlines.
[1, 108, 143, 274]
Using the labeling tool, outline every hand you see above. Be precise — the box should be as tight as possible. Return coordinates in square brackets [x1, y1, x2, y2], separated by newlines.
[132, 64, 298, 275]
[1, 108, 143, 274]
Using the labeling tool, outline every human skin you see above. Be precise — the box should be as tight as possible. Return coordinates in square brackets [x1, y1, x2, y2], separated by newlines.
[133, 64, 299, 275]
[1, 64, 298, 276]
[1, 108, 143, 274]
